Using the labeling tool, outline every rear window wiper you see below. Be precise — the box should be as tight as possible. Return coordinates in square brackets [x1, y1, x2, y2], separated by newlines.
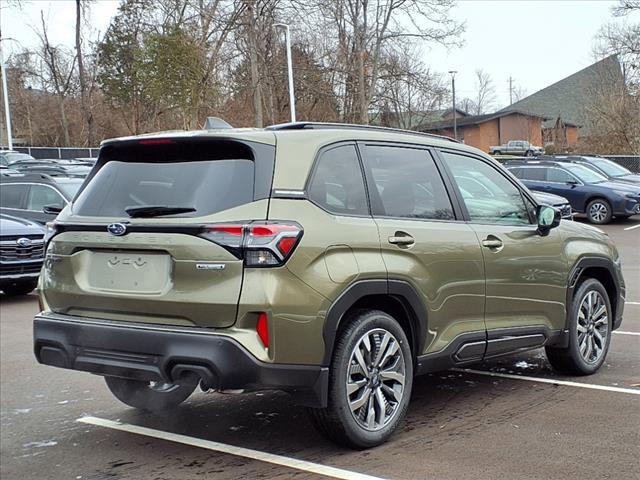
[125, 205, 196, 218]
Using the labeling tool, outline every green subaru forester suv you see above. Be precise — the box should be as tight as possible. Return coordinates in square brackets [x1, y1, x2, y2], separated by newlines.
[34, 122, 625, 448]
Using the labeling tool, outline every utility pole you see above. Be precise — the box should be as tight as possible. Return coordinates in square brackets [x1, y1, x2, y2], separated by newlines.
[0, 25, 13, 150]
[448, 71, 457, 141]
[274, 23, 296, 123]
[508, 76, 514, 105]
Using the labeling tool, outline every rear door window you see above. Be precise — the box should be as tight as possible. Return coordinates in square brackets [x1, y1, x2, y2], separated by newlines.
[0, 184, 27, 209]
[361, 145, 454, 220]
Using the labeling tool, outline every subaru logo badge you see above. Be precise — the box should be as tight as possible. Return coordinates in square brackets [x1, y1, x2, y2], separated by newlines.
[16, 237, 32, 247]
[107, 223, 127, 236]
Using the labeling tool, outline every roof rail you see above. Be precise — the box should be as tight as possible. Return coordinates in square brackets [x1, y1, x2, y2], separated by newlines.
[265, 122, 461, 143]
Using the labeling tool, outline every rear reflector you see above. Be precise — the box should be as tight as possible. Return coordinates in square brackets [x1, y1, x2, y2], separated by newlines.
[256, 312, 269, 347]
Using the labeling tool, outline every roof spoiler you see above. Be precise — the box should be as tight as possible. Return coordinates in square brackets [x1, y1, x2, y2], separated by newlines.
[203, 117, 233, 130]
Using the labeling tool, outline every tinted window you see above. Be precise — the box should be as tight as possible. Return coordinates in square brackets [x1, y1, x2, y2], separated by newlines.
[74, 159, 254, 217]
[0, 184, 26, 208]
[587, 157, 630, 177]
[547, 168, 576, 183]
[442, 152, 530, 225]
[362, 145, 454, 220]
[27, 185, 65, 211]
[563, 163, 607, 183]
[308, 144, 368, 215]
[519, 167, 546, 181]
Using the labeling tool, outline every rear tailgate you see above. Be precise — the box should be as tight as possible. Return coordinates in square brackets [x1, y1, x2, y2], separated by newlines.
[41, 135, 275, 328]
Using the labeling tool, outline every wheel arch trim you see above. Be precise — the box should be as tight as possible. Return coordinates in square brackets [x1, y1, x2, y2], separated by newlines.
[321, 278, 428, 365]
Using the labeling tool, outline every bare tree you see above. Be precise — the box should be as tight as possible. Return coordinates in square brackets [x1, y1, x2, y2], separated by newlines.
[472, 68, 495, 114]
[75, 0, 96, 146]
[299, 0, 464, 123]
[37, 11, 77, 146]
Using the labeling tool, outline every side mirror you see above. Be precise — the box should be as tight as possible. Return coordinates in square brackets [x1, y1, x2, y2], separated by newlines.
[43, 204, 63, 215]
[536, 205, 561, 236]
[566, 180, 579, 187]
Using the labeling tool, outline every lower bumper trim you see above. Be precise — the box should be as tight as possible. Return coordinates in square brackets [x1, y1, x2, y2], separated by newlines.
[33, 314, 328, 407]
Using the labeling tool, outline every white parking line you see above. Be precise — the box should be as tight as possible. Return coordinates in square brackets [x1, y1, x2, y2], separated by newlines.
[77, 416, 387, 480]
[613, 331, 640, 336]
[623, 224, 640, 231]
[626, 301, 640, 305]
[451, 368, 640, 395]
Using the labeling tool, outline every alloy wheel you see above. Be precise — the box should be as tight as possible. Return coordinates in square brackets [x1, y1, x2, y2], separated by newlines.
[346, 328, 406, 431]
[589, 202, 608, 223]
[577, 290, 609, 364]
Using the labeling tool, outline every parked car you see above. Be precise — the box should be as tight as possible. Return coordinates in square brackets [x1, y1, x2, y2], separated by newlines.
[9, 159, 92, 178]
[551, 156, 640, 186]
[506, 159, 640, 224]
[489, 140, 544, 157]
[453, 168, 573, 219]
[0, 214, 45, 296]
[34, 123, 625, 448]
[0, 172, 84, 224]
[0, 150, 35, 166]
[530, 191, 573, 219]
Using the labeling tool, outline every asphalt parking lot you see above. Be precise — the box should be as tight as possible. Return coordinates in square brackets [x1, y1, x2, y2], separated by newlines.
[1, 217, 638, 480]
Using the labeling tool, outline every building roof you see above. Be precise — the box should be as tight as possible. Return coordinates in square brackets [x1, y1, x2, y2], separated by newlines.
[417, 109, 547, 132]
[369, 108, 467, 129]
[497, 55, 624, 131]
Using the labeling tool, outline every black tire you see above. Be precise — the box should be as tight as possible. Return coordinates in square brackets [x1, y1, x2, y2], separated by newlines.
[586, 198, 613, 224]
[545, 278, 612, 375]
[105, 376, 196, 412]
[1, 281, 38, 296]
[308, 310, 413, 449]
[525, 150, 534, 157]
[493, 150, 501, 155]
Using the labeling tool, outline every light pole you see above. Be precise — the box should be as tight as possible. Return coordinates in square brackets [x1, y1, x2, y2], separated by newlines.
[448, 70, 457, 141]
[0, 32, 13, 149]
[274, 23, 296, 123]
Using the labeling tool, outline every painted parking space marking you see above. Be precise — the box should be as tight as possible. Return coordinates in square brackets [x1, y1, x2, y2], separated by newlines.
[625, 301, 640, 305]
[613, 331, 640, 336]
[451, 368, 640, 395]
[623, 224, 640, 231]
[77, 416, 387, 480]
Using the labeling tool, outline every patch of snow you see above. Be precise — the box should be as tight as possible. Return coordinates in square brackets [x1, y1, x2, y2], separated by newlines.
[14, 408, 31, 414]
[514, 360, 536, 369]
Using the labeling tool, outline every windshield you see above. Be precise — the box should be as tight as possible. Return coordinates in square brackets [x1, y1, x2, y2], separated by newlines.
[563, 163, 608, 183]
[73, 159, 255, 217]
[586, 157, 631, 177]
[56, 180, 84, 198]
[6, 153, 35, 164]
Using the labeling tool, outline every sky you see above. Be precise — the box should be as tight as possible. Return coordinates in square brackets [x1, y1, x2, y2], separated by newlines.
[0, 0, 634, 110]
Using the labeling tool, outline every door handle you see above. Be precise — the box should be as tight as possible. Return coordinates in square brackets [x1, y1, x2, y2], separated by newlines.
[388, 232, 415, 246]
[481, 236, 503, 249]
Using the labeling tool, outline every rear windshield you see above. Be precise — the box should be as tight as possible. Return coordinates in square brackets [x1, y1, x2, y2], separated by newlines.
[73, 159, 254, 217]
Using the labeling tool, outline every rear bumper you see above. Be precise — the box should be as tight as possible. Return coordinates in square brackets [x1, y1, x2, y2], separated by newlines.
[33, 313, 328, 407]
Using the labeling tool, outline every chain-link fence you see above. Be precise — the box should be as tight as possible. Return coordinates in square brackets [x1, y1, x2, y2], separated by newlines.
[4, 146, 639, 173]
[600, 156, 640, 173]
[8, 146, 99, 159]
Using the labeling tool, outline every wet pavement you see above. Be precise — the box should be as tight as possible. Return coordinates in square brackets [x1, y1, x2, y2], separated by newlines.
[1, 216, 638, 480]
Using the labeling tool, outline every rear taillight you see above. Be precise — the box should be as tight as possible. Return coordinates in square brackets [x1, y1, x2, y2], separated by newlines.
[200, 222, 303, 267]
